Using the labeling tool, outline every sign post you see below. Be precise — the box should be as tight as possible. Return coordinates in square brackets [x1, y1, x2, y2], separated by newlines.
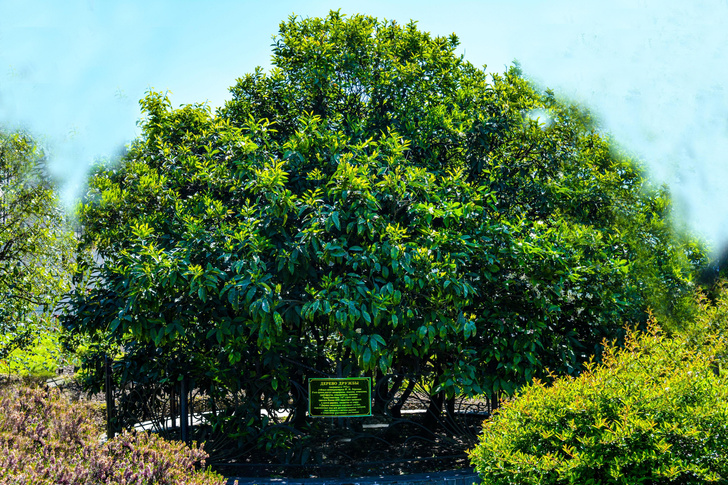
[308, 378, 372, 417]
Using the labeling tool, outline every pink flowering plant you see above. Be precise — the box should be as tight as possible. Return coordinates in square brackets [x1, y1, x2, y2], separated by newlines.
[0, 382, 224, 484]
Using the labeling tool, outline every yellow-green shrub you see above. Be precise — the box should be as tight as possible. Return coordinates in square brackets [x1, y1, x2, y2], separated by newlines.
[468, 321, 728, 484]
[1, 331, 68, 378]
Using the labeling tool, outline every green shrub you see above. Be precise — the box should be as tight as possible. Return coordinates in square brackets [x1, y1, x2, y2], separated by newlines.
[0, 383, 224, 484]
[682, 284, 728, 348]
[1, 330, 68, 379]
[468, 320, 728, 484]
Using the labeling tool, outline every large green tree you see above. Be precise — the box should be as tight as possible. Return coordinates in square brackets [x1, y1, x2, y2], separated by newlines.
[65, 12, 703, 453]
[0, 129, 75, 362]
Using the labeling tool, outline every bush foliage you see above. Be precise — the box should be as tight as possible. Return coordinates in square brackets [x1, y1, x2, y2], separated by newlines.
[468, 311, 728, 484]
[0, 382, 224, 484]
[1, 327, 68, 378]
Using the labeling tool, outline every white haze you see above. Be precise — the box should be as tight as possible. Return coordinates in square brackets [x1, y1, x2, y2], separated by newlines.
[504, 0, 728, 253]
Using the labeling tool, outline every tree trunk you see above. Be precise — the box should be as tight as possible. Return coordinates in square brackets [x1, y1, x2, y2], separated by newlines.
[390, 377, 415, 418]
[443, 395, 459, 435]
[490, 390, 501, 414]
[377, 373, 403, 415]
[373, 370, 390, 415]
[291, 376, 308, 429]
[422, 390, 444, 433]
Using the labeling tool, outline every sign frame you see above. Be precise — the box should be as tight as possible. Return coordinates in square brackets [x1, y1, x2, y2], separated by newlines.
[308, 377, 372, 418]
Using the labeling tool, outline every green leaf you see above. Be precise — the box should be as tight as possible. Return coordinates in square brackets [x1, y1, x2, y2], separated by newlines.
[464, 320, 476, 338]
[227, 288, 238, 306]
[110, 318, 122, 333]
[378, 355, 389, 373]
[372, 334, 386, 347]
[363, 348, 372, 366]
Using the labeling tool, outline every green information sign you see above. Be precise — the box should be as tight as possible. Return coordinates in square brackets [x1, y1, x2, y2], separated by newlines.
[308, 378, 372, 417]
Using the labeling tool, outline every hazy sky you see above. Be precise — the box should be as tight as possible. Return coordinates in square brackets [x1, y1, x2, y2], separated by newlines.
[2, 0, 728, 251]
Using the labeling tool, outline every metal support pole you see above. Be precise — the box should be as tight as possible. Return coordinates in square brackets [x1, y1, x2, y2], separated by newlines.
[170, 384, 177, 430]
[180, 376, 189, 444]
[104, 355, 115, 440]
[336, 362, 344, 429]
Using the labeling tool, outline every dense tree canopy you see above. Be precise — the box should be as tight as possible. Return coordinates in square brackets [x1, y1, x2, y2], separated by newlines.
[0, 129, 75, 361]
[65, 11, 704, 451]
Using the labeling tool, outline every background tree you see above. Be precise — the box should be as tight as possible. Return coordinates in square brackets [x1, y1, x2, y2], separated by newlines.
[0, 128, 75, 364]
[65, 11, 705, 455]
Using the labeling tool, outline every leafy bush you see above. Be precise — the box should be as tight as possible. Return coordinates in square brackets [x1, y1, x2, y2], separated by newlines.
[468, 319, 728, 484]
[682, 284, 728, 347]
[0, 382, 224, 484]
[1, 329, 69, 378]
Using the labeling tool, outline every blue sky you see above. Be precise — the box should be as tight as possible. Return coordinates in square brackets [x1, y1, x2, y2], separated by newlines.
[2, 0, 728, 251]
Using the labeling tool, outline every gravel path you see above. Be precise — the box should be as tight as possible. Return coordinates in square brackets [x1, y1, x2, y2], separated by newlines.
[225, 469, 480, 485]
